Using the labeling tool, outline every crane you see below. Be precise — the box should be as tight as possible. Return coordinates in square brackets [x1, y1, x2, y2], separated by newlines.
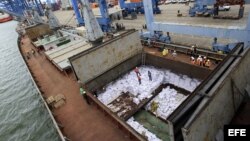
[1, 0, 103, 43]
[71, 0, 111, 32]
[44, 5, 60, 30]
[0, 0, 43, 16]
[80, 0, 104, 43]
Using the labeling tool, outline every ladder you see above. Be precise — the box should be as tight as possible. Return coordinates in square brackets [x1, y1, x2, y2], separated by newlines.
[141, 52, 146, 65]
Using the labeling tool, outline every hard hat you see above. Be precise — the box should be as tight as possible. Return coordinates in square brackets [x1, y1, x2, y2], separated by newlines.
[198, 55, 201, 58]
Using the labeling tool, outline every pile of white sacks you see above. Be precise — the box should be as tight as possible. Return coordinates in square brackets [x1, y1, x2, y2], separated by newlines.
[127, 117, 162, 141]
[97, 66, 200, 106]
[97, 66, 201, 141]
[146, 87, 188, 119]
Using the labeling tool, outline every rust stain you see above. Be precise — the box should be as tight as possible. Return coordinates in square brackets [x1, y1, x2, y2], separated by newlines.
[204, 132, 210, 141]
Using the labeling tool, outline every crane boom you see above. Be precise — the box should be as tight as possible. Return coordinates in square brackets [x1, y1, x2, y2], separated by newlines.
[80, 0, 104, 43]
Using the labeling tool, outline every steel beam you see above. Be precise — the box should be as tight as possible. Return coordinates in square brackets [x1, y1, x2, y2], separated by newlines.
[143, 0, 154, 35]
[71, 0, 84, 26]
[98, 0, 111, 32]
[34, 0, 43, 16]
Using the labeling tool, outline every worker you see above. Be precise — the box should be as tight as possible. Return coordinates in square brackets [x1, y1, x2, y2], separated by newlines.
[78, 80, 90, 105]
[137, 75, 141, 85]
[203, 56, 207, 67]
[192, 45, 197, 56]
[134, 67, 141, 76]
[80, 87, 90, 105]
[205, 59, 211, 68]
[191, 45, 198, 57]
[148, 71, 152, 81]
[194, 45, 197, 54]
[197, 55, 202, 66]
[190, 56, 195, 64]
[172, 50, 177, 58]
[162, 48, 168, 56]
[166, 32, 171, 43]
[31, 49, 36, 56]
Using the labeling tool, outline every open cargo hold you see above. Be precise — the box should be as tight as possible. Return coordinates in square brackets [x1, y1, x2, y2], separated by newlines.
[70, 29, 245, 141]
[25, 24, 53, 41]
[69, 29, 218, 141]
[97, 65, 201, 120]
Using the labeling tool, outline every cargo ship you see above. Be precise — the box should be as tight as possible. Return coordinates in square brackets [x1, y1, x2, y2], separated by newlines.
[12, 1, 250, 140]
[0, 12, 12, 23]
[16, 21, 250, 141]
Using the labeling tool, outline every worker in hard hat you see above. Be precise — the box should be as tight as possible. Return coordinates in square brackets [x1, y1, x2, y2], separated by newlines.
[162, 48, 168, 56]
[197, 55, 202, 66]
[172, 50, 177, 58]
[205, 59, 211, 68]
[203, 56, 207, 67]
[190, 56, 195, 64]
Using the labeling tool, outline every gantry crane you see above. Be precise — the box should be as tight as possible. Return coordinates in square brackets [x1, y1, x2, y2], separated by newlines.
[71, 0, 111, 32]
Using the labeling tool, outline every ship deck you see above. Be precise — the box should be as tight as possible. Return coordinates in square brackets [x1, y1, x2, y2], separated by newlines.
[19, 35, 132, 141]
[19, 34, 221, 141]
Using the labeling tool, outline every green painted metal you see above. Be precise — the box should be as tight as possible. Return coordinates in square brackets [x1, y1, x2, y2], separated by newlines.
[134, 110, 170, 141]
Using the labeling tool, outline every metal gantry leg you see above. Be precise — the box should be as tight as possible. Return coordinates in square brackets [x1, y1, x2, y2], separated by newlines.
[71, 0, 84, 26]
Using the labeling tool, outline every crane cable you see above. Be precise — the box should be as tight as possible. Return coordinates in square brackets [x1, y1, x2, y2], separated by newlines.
[63, 14, 75, 26]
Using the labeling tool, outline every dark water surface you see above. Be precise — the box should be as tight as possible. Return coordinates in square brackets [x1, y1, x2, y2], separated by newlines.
[0, 21, 60, 141]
